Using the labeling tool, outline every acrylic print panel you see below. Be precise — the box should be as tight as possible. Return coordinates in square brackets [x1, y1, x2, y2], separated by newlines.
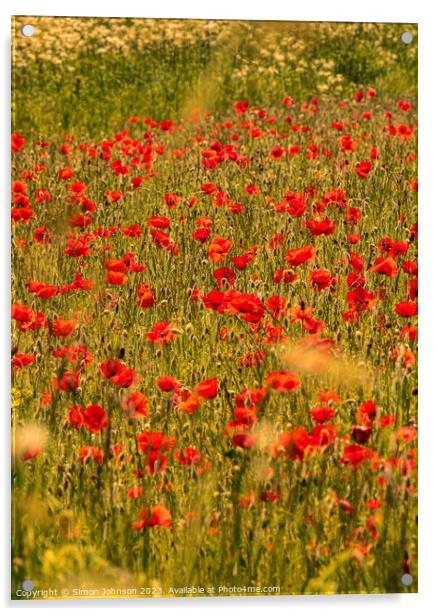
[11, 16, 418, 600]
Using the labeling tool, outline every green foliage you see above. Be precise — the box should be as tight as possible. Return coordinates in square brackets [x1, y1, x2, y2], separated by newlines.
[12, 18, 417, 137]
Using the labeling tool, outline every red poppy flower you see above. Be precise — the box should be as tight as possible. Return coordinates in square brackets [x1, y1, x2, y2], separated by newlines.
[239, 494, 256, 509]
[132, 506, 172, 531]
[356, 400, 377, 426]
[340, 444, 375, 467]
[227, 292, 265, 323]
[64, 238, 91, 257]
[51, 318, 77, 338]
[407, 278, 418, 301]
[244, 184, 259, 195]
[12, 303, 45, 332]
[402, 261, 418, 276]
[111, 367, 138, 388]
[11, 207, 35, 223]
[122, 392, 148, 418]
[322, 189, 347, 207]
[285, 245, 316, 267]
[11, 132, 25, 152]
[355, 161, 372, 178]
[310, 406, 334, 423]
[194, 378, 218, 399]
[401, 325, 418, 340]
[106, 270, 128, 285]
[136, 431, 176, 453]
[174, 447, 202, 466]
[127, 486, 143, 499]
[347, 233, 360, 244]
[200, 183, 217, 195]
[105, 190, 123, 203]
[122, 224, 143, 238]
[273, 268, 298, 285]
[369, 257, 398, 277]
[238, 350, 265, 369]
[272, 427, 318, 461]
[33, 226, 50, 244]
[213, 267, 235, 287]
[348, 251, 364, 272]
[147, 215, 171, 229]
[396, 427, 418, 443]
[270, 146, 285, 159]
[100, 359, 138, 388]
[207, 236, 232, 263]
[78, 446, 104, 465]
[136, 431, 176, 474]
[230, 426, 257, 449]
[177, 394, 201, 414]
[311, 424, 336, 446]
[146, 321, 176, 344]
[12, 352, 34, 369]
[21, 445, 41, 462]
[264, 371, 300, 392]
[83, 405, 108, 432]
[378, 238, 409, 257]
[265, 295, 287, 319]
[201, 290, 228, 312]
[316, 389, 341, 404]
[395, 301, 418, 317]
[303, 219, 335, 236]
[235, 388, 267, 410]
[192, 228, 211, 243]
[136, 284, 155, 308]
[309, 269, 331, 290]
[156, 376, 181, 392]
[163, 193, 180, 209]
[12, 180, 27, 194]
[58, 167, 74, 180]
[365, 499, 381, 510]
[233, 100, 248, 115]
[69, 181, 87, 194]
[53, 370, 80, 392]
[28, 280, 58, 299]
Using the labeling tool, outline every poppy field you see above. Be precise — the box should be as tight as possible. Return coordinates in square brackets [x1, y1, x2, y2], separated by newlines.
[11, 18, 418, 598]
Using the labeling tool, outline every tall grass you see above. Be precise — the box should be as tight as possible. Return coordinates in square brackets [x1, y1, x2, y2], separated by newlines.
[11, 17, 417, 599]
[12, 18, 417, 137]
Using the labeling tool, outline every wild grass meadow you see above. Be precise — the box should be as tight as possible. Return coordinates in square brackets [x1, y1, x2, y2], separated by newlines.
[11, 17, 417, 598]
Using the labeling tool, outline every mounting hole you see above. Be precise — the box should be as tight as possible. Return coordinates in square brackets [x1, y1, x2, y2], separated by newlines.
[400, 31, 413, 45]
[21, 24, 34, 37]
[401, 573, 413, 586]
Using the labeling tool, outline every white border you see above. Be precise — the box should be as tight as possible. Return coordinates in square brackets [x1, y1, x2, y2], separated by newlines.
[2, 1, 436, 614]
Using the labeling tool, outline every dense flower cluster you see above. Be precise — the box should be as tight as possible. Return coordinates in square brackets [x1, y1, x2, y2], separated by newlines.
[12, 86, 417, 593]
